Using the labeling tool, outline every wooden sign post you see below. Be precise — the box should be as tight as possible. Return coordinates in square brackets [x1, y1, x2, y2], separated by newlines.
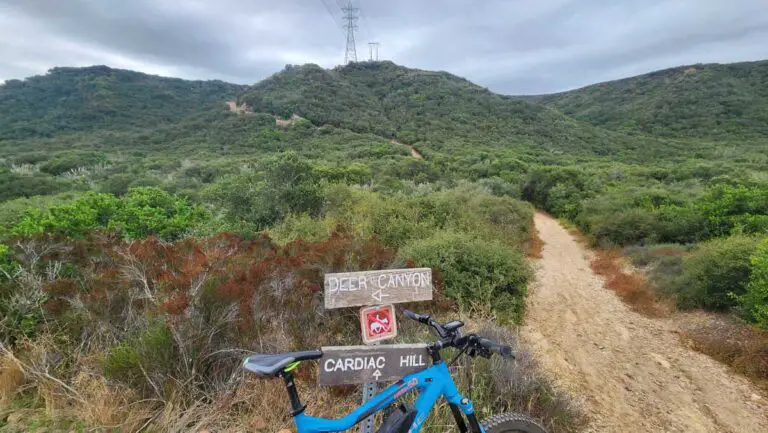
[322, 268, 433, 433]
[324, 268, 432, 309]
[318, 344, 429, 386]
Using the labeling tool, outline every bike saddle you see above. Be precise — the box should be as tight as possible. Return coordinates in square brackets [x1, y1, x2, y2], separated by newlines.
[244, 350, 323, 376]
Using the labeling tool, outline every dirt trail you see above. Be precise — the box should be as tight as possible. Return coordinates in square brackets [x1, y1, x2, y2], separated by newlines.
[391, 139, 422, 159]
[522, 212, 768, 433]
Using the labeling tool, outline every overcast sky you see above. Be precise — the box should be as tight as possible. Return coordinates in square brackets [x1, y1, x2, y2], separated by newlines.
[1, 0, 767, 94]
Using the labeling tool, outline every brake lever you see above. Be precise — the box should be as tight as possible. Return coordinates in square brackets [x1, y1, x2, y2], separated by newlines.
[448, 344, 469, 366]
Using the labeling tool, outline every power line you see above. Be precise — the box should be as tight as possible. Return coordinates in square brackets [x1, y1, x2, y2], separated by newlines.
[319, 0, 344, 36]
[356, 1, 379, 61]
[358, 2, 376, 41]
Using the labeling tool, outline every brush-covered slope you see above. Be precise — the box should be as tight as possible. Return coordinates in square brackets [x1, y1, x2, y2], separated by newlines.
[239, 61, 664, 156]
[533, 60, 768, 140]
[0, 66, 245, 139]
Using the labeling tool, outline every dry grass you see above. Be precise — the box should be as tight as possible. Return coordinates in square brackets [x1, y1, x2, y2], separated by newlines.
[527, 227, 545, 259]
[477, 322, 588, 433]
[590, 249, 671, 318]
[2, 324, 586, 433]
[566, 227, 589, 246]
[679, 314, 768, 390]
[2, 343, 153, 431]
[0, 232, 584, 432]
[72, 371, 153, 431]
[0, 353, 25, 404]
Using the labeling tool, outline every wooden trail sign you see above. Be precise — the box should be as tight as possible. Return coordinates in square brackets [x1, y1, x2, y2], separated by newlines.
[324, 268, 432, 309]
[318, 344, 429, 386]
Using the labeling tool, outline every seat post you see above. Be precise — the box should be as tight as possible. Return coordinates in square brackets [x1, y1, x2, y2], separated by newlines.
[280, 371, 306, 416]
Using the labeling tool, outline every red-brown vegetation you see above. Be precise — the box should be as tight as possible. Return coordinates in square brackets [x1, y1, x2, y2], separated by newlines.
[680, 314, 768, 389]
[590, 249, 670, 317]
[527, 228, 544, 259]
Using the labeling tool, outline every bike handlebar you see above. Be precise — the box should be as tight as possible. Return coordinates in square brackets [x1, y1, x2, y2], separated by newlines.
[402, 309, 448, 338]
[403, 309, 429, 323]
[478, 338, 513, 357]
[402, 310, 514, 359]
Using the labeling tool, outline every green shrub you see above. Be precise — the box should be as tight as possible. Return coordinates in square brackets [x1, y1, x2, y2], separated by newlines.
[451, 192, 533, 246]
[697, 184, 768, 236]
[625, 244, 692, 298]
[624, 244, 689, 268]
[366, 196, 438, 248]
[0, 193, 77, 235]
[591, 208, 658, 246]
[476, 177, 522, 198]
[0, 170, 66, 201]
[0, 247, 46, 344]
[39, 151, 106, 176]
[671, 235, 759, 310]
[103, 343, 143, 389]
[654, 206, 709, 244]
[12, 192, 121, 238]
[205, 152, 323, 229]
[314, 162, 372, 185]
[109, 187, 208, 240]
[268, 213, 332, 245]
[521, 166, 594, 213]
[100, 173, 137, 196]
[322, 186, 441, 249]
[648, 255, 686, 296]
[739, 238, 768, 328]
[12, 152, 49, 165]
[0, 243, 14, 281]
[103, 321, 175, 395]
[398, 232, 532, 322]
[10, 188, 206, 240]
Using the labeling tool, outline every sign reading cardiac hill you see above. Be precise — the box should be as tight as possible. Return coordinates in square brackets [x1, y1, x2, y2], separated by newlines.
[324, 268, 433, 309]
[319, 344, 429, 385]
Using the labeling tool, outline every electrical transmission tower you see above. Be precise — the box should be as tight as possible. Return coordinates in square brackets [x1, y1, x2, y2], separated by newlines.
[368, 42, 380, 61]
[342, 1, 359, 64]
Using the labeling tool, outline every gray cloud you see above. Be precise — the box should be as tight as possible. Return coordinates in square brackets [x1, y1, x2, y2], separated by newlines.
[1, 0, 767, 94]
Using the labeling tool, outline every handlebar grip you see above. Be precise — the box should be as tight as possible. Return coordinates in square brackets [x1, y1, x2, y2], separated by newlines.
[402, 310, 430, 324]
[402, 309, 419, 321]
[479, 338, 514, 358]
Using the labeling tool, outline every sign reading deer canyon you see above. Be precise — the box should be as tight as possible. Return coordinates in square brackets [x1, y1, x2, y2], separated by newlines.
[324, 268, 433, 309]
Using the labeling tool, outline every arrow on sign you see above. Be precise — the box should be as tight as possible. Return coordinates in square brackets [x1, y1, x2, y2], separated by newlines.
[372, 369, 382, 380]
[371, 289, 390, 302]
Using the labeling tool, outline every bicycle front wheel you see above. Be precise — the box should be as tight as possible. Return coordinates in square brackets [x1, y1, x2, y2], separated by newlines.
[481, 412, 548, 433]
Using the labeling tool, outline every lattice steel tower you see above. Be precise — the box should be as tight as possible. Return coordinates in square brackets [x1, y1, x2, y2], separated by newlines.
[368, 42, 380, 61]
[342, 1, 359, 64]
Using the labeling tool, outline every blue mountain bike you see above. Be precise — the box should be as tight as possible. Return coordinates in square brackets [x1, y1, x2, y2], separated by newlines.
[243, 310, 548, 433]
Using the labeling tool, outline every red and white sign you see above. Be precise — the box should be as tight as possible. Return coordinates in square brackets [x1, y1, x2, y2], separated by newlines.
[360, 304, 397, 344]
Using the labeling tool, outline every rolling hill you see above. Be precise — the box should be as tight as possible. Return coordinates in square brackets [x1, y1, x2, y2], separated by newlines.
[0, 65, 245, 140]
[238, 61, 670, 158]
[530, 60, 768, 141]
[4, 60, 765, 164]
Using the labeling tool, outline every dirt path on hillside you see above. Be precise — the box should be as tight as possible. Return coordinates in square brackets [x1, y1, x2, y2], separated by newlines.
[391, 139, 422, 159]
[522, 213, 768, 433]
[407, 145, 422, 159]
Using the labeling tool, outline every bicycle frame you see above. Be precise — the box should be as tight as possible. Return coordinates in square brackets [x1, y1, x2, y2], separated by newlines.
[291, 361, 483, 433]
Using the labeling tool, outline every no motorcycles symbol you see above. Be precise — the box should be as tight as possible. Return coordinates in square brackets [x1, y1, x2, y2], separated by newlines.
[360, 304, 397, 344]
